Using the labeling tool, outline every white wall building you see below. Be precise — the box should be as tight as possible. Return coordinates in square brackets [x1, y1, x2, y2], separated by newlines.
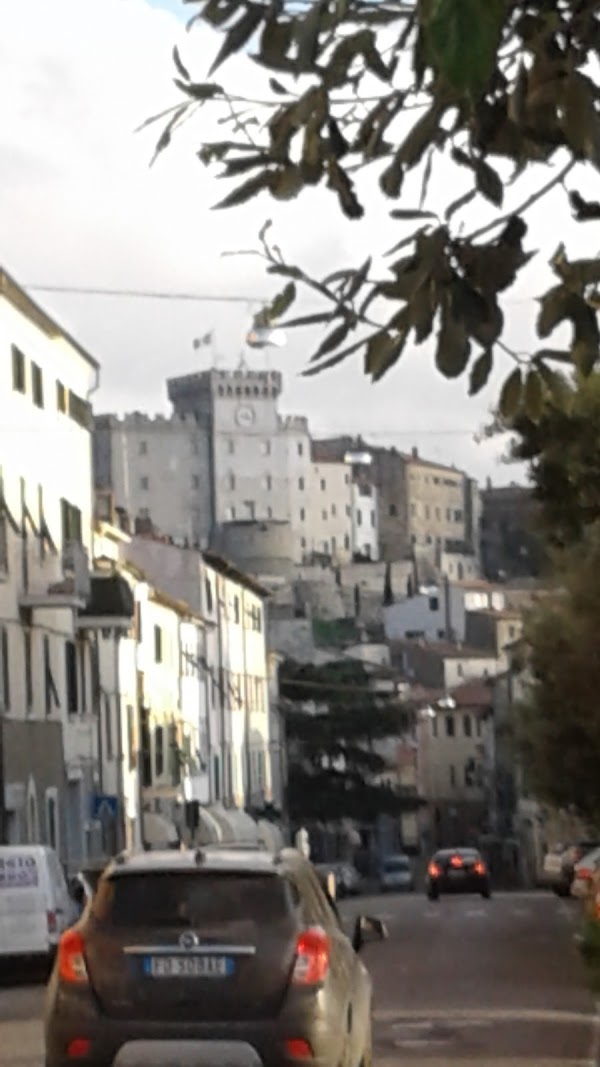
[384, 579, 506, 643]
[301, 461, 353, 562]
[0, 267, 99, 868]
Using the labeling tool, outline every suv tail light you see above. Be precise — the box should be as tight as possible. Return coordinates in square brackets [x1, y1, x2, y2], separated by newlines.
[292, 927, 330, 985]
[58, 929, 89, 984]
[450, 855, 463, 868]
[47, 910, 57, 934]
[474, 861, 487, 876]
[428, 862, 441, 877]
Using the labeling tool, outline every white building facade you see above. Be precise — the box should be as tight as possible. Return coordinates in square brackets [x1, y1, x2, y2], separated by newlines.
[0, 267, 99, 868]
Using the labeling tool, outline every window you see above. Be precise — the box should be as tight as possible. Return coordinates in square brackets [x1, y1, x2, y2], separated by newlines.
[105, 695, 113, 759]
[371, 511, 376, 527]
[331, 536, 337, 552]
[32, 363, 44, 408]
[45, 789, 58, 851]
[234, 596, 240, 624]
[155, 725, 165, 778]
[425, 505, 430, 519]
[60, 499, 82, 546]
[298, 476, 305, 491]
[265, 474, 272, 491]
[140, 476, 149, 491]
[0, 514, 7, 573]
[508, 625, 516, 639]
[431, 716, 438, 738]
[463, 714, 472, 738]
[65, 640, 78, 714]
[127, 705, 136, 770]
[297, 442, 304, 456]
[267, 506, 273, 519]
[344, 534, 350, 550]
[320, 479, 326, 491]
[429, 596, 439, 611]
[457, 663, 464, 677]
[0, 627, 9, 712]
[205, 578, 213, 613]
[322, 509, 328, 520]
[389, 504, 397, 516]
[192, 475, 200, 489]
[68, 390, 92, 429]
[445, 714, 455, 737]
[79, 639, 87, 714]
[24, 630, 33, 712]
[454, 509, 463, 522]
[44, 635, 59, 716]
[300, 507, 306, 521]
[154, 625, 163, 663]
[449, 765, 456, 788]
[346, 505, 351, 517]
[261, 441, 271, 456]
[227, 440, 235, 455]
[139, 441, 148, 455]
[331, 504, 337, 517]
[228, 472, 236, 490]
[301, 536, 307, 549]
[357, 510, 363, 526]
[56, 381, 67, 413]
[11, 346, 26, 393]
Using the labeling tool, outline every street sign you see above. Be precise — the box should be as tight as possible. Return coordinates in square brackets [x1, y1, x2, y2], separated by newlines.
[91, 794, 118, 821]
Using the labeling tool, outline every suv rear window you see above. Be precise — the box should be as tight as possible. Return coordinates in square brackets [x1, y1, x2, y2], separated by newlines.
[93, 872, 294, 928]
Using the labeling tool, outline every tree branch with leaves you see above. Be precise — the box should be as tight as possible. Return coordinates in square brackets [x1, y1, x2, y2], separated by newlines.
[149, 0, 600, 417]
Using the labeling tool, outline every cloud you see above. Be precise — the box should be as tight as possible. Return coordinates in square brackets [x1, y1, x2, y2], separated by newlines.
[0, 0, 583, 486]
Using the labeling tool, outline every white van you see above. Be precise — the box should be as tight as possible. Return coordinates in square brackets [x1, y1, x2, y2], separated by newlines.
[0, 846, 74, 963]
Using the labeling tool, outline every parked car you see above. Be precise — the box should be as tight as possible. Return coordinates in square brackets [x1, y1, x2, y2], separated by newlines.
[0, 845, 73, 968]
[335, 863, 362, 898]
[571, 847, 600, 900]
[380, 854, 414, 893]
[425, 848, 491, 900]
[46, 845, 387, 1067]
[543, 840, 600, 897]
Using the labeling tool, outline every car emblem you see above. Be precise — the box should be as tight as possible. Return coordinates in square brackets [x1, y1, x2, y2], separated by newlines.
[179, 931, 200, 950]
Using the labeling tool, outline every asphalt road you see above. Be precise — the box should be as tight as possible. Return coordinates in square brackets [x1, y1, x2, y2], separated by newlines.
[0, 891, 597, 1067]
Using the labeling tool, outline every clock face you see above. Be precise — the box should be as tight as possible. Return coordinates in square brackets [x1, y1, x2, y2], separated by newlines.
[236, 405, 255, 428]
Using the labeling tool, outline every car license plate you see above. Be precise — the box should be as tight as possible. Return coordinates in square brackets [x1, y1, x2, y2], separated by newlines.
[448, 868, 465, 879]
[143, 955, 233, 978]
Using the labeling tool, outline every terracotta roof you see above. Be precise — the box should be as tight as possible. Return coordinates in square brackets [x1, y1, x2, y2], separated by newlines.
[450, 679, 493, 707]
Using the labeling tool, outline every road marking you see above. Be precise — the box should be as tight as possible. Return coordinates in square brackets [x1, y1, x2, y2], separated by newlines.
[374, 1007, 598, 1027]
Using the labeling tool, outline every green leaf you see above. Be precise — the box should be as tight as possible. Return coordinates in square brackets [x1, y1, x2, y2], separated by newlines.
[475, 159, 504, 207]
[269, 77, 289, 95]
[389, 209, 437, 220]
[327, 161, 364, 219]
[569, 190, 600, 222]
[259, 18, 294, 68]
[422, 0, 506, 95]
[269, 282, 297, 320]
[296, 0, 325, 73]
[173, 45, 190, 82]
[537, 362, 568, 400]
[213, 171, 272, 209]
[435, 306, 470, 378]
[209, 5, 265, 76]
[311, 321, 353, 362]
[468, 348, 493, 396]
[524, 368, 544, 421]
[270, 166, 305, 201]
[175, 79, 224, 100]
[379, 153, 404, 198]
[499, 367, 523, 419]
[365, 329, 408, 382]
[397, 105, 442, 167]
[150, 105, 187, 165]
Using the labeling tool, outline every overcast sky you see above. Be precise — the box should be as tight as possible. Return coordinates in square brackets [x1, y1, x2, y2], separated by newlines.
[2, 0, 590, 486]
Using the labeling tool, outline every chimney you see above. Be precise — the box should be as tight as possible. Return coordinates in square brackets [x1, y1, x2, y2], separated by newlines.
[412, 446, 418, 458]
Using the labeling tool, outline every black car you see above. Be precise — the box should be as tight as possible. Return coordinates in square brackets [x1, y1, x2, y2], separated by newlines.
[45, 845, 386, 1067]
[425, 847, 491, 900]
